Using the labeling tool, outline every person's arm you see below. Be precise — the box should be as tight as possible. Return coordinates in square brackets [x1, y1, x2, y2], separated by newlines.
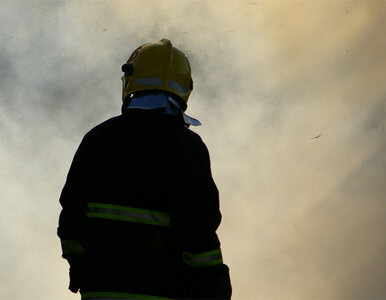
[171, 133, 232, 299]
[57, 133, 94, 293]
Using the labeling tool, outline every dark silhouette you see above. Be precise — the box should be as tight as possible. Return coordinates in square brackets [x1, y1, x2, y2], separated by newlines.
[57, 39, 232, 299]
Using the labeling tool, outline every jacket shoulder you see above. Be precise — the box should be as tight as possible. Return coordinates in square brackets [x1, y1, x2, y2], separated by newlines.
[176, 126, 211, 160]
[87, 115, 122, 134]
[81, 115, 123, 140]
[180, 126, 203, 143]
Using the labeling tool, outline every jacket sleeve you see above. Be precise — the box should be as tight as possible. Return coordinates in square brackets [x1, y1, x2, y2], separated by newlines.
[57, 133, 94, 291]
[171, 133, 232, 299]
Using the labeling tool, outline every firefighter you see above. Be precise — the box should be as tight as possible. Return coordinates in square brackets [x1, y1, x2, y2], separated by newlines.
[57, 39, 232, 300]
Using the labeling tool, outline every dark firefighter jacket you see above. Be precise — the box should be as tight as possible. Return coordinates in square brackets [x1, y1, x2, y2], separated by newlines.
[57, 109, 232, 300]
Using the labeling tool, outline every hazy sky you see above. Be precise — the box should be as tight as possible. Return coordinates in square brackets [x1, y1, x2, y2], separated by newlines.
[0, 1, 385, 299]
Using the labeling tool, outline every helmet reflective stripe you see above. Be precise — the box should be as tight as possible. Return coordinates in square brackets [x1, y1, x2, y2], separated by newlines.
[81, 291, 174, 300]
[183, 248, 223, 267]
[134, 78, 163, 86]
[132, 78, 188, 96]
[60, 239, 85, 255]
[86, 203, 170, 227]
[169, 80, 188, 93]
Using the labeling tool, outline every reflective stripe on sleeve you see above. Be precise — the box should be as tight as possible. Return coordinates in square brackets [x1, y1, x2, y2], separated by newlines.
[61, 239, 85, 255]
[183, 248, 223, 267]
[81, 291, 174, 300]
[86, 203, 170, 227]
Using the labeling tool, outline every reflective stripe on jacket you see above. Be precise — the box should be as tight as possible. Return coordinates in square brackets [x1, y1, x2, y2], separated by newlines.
[86, 203, 170, 227]
[81, 291, 174, 300]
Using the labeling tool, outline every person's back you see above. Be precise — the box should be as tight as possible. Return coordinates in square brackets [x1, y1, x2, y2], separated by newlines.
[58, 39, 232, 299]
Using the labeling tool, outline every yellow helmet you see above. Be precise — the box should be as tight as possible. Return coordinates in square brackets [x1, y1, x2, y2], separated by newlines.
[121, 39, 193, 110]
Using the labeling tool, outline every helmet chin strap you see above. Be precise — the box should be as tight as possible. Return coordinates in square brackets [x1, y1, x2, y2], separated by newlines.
[121, 75, 128, 102]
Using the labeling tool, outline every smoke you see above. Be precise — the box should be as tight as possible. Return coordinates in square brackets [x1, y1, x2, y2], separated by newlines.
[0, 0, 385, 299]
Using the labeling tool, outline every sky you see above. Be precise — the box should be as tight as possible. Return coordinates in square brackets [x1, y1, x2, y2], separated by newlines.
[0, 0, 385, 299]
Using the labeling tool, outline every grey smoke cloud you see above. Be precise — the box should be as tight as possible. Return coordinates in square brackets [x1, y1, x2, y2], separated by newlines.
[0, 1, 385, 299]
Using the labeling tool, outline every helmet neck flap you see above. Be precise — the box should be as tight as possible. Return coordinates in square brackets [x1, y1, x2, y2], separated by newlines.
[121, 91, 201, 127]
